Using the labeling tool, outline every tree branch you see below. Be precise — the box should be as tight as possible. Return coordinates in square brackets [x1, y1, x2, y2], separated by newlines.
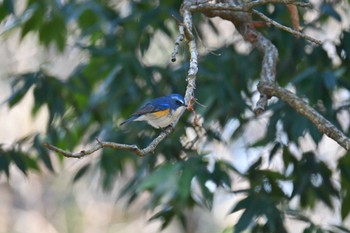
[44, 6, 199, 158]
[252, 10, 322, 45]
[258, 82, 350, 150]
[190, 0, 321, 45]
[171, 23, 185, 62]
[189, 0, 278, 114]
[190, 0, 311, 13]
[186, 0, 350, 151]
[243, 0, 312, 9]
[43, 128, 175, 158]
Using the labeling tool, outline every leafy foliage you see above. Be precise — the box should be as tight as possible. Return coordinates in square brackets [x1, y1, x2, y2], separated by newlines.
[1, 0, 350, 232]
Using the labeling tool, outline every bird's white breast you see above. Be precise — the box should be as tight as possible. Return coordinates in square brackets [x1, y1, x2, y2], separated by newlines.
[136, 106, 186, 128]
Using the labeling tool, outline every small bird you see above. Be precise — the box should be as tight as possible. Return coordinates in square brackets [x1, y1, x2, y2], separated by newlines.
[120, 93, 187, 129]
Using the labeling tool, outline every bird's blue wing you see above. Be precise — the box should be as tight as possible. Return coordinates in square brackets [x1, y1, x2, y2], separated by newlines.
[120, 101, 170, 126]
[132, 103, 170, 116]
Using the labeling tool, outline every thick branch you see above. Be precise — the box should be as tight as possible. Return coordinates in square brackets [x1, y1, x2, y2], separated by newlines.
[258, 82, 350, 150]
[190, 1, 278, 113]
[248, 22, 279, 114]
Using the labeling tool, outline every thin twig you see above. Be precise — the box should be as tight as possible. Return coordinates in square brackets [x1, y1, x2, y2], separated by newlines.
[171, 24, 185, 62]
[193, 23, 222, 56]
[255, 94, 270, 115]
[243, 0, 312, 10]
[252, 10, 322, 45]
[43, 127, 174, 157]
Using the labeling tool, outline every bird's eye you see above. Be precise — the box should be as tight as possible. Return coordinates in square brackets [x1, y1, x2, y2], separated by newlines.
[175, 100, 183, 105]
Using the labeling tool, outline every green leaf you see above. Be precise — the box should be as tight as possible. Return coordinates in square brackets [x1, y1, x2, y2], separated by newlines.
[291, 152, 338, 209]
[234, 207, 255, 233]
[20, 4, 44, 39]
[33, 135, 54, 172]
[222, 227, 233, 233]
[149, 206, 175, 230]
[140, 30, 152, 56]
[339, 154, 350, 220]
[269, 142, 282, 162]
[138, 163, 179, 191]
[39, 15, 66, 51]
[11, 151, 38, 175]
[0, 151, 10, 177]
[231, 195, 253, 213]
[0, 0, 14, 21]
[73, 164, 91, 182]
[3, 0, 14, 14]
[12, 152, 28, 175]
[7, 73, 37, 107]
[98, 150, 131, 192]
[177, 166, 194, 202]
[211, 162, 232, 188]
[77, 8, 99, 29]
[232, 196, 256, 233]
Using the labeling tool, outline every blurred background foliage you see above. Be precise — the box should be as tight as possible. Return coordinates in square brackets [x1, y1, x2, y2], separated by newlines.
[1, 0, 350, 232]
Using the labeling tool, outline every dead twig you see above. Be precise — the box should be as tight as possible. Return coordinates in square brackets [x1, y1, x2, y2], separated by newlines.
[187, 95, 199, 127]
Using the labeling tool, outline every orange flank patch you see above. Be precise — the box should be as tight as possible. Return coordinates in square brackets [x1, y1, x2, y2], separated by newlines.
[152, 108, 170, 117]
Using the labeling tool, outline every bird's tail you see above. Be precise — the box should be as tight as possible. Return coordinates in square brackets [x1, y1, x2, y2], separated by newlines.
[120, 116, 138, 126]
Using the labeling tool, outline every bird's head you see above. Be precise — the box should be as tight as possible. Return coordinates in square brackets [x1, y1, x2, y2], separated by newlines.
[168, 94, 187, 110]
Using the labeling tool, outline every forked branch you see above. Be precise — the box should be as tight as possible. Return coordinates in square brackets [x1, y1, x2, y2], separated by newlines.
[186, 0, 350, 151]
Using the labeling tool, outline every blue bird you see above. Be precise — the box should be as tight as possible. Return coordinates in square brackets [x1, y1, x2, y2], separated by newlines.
[120, 94, 187, 129]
